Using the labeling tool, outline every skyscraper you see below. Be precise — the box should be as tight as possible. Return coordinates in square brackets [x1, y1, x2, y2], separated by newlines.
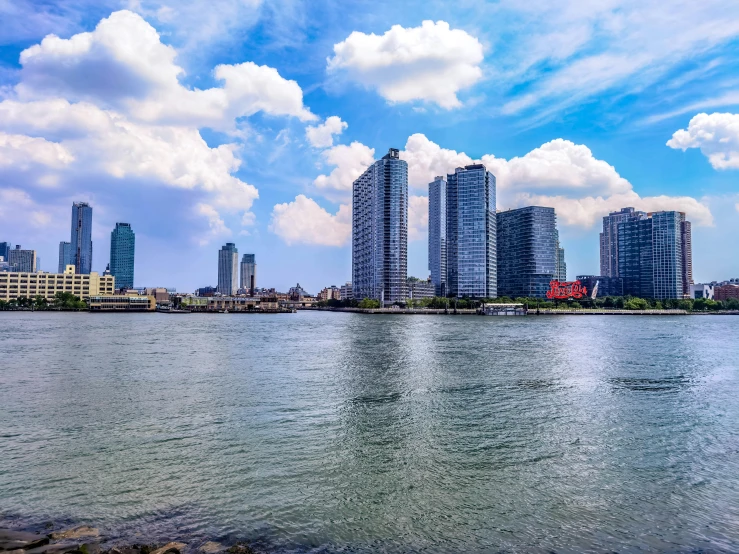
[217, 243, 239, 296]
[0, 242, 9, 263]
[110, 223, 135, 290]
[71, 202, 93, 274]
[58, 241, 72, 273]
[681, 217, 693, 297]
[240, 253, 257, 292]
[497, 206, 558, 298]
[428, 176, 447, 297]
[8, 246, 36, 273]
[445, 164, 497, 298]
[618, 210, 692, 299]
[352, 148, 408, 305]
[600, 207, 647, 277]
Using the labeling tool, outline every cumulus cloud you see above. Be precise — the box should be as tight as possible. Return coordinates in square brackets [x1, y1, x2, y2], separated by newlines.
[269, 195, 351, 246]
[0, 8, 327, 243]
[0, 132, 74, 169]
[305, 116, 347, 148]
[16, 10, 316, 129]
[0, 99, 259, 213]
[667, 112, 739, 169]
[409, 195, 429, 242]
[400, 133, 713, 228]
[328, 20, 483, 109]
[313, 141, 375, 200]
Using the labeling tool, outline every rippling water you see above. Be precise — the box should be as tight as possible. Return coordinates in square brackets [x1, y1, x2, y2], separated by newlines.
[1, 312, 738, 552]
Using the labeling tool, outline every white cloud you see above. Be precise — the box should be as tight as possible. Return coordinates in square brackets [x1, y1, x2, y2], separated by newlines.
[736, 202, 739, 214]
[0, 132, 74, 169]
[400, 133, 713, 228]
[305, 116, 347, 148]
[488, 0, 739, 120]
[409, 195, 428, 242]
[269, 195, 351, 246]
[313, 141, 375, 200]
[195, 203, 231, 245]
[16, 10, 316, 130]
[667, 112, 739, 169]
[0, 99, 259, 214]
[328, 20, 483, 109]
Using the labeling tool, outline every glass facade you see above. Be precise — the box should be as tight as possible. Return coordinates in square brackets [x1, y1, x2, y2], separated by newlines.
[555, 230, 567, 281]
[352, 148, 408, 304]
[600, 207, 647, 277]
[71, 202, 93, 274]
[496, 206, 557, 298]
[240, 253, 257, 291]
[110, 223, 135, 290]
[428, 176, 447, 297]
[0, 242, 9, 263]
[217, 243, 239, 296]
[618, 211, 690, 299]
[58, 241, 72, 273]
[446, 165, 496, 298]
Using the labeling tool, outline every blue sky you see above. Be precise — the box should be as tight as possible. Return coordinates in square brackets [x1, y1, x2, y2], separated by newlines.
[0, 0, 738, 293]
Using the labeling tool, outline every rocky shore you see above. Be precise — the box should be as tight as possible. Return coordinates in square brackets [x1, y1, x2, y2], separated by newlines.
[0, 528, 255, 554]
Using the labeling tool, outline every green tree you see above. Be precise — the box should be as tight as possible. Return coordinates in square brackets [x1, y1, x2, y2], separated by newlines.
[33, 295, 49, 310]
[624, 297, 649, 310]
[358, 298, 380, 309]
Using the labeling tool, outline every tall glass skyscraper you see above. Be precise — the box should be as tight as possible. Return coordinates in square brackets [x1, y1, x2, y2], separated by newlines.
[240, 253, 257, 291]
[110, 223, 135, 289]
[445, 165, 497, 298]
[618, 210, 692, 299]
[58, 241, 72, 273]
[600, 207, 646, 277]
[71, 202, 93, 274]
[554, 230, 567, 281]
[497, 206, 558, 298]
[217, 243, 239, 296]
[352, 148, 408, 305]
[428, 176, 447, 297]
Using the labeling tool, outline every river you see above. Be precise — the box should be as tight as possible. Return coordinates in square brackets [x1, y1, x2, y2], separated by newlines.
[1, 312, 738, 552]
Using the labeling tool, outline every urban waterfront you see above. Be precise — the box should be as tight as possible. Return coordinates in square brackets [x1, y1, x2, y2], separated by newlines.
[1, 312, 738, 553]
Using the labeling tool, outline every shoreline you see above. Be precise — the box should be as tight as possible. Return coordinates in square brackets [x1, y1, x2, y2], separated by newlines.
[0, 526, 259, 554]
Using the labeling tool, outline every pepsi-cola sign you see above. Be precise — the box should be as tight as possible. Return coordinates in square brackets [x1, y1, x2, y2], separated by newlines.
[546, 280, 588, 300]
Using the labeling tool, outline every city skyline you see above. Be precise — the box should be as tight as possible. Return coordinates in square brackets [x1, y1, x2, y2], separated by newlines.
[0, 3, 738, 292]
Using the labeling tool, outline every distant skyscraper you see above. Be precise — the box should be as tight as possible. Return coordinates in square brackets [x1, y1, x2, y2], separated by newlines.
[445, 164, 497, 298]
[240, 253, 256, 292]
[600, 207, 647, 277]
[110, 223, 135, 289]
[58, 241, 72, 273]
[618, 210, 691, 299]
[0, 242, 9, 263]
[71, 202, 93, 274]
[8, 246, 36, 273]
[428, 176, 447, 297]
[217, 243, 239, 295]
[352, 148, 408, 304]
[497, 206, 558, 298]
[681, 217, 693, 297]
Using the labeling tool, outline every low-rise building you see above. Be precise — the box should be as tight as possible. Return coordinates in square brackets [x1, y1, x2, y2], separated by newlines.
[89, 295, 156, 311]
[715, 284, 739, 301]
[690, 283, 714, 300]
[407, 277, 435, 299]
[318, 286, 341, 301]
[0, 265, 115, 302]
[340, 282, 353, 300]
[576, 275, 624, 298]
[180, 295, 282, 312]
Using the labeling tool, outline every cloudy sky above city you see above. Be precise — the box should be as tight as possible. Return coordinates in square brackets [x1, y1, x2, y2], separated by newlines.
[1, 0, 738, 292]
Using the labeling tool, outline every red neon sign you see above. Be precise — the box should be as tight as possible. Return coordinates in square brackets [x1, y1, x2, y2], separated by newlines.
[546, 280, 588, 299]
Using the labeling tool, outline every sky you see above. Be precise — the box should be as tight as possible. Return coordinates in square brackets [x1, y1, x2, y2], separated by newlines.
[0, 0, 738, 293]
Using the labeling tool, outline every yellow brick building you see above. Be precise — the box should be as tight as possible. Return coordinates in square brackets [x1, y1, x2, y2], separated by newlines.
[0, 265, 115, 302]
